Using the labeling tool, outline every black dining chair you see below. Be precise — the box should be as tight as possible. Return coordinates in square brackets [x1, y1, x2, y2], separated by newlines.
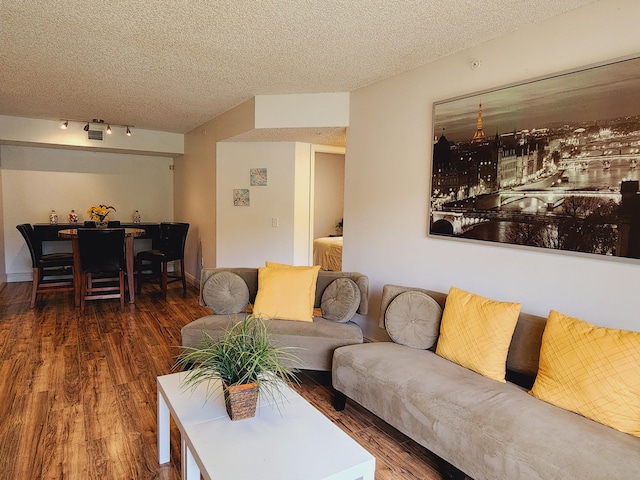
[16, 223, 75, 308]
[136, 222, 189, 298]
[77, 228, 126, 312]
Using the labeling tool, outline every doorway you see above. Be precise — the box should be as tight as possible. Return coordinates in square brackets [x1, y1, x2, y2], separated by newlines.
[310, 145, 346, 268]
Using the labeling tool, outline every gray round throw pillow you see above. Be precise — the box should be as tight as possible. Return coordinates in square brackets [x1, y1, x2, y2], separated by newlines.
[321, 278, 361, 323]
[202, 271, 250, 315]
[385, 291, 442, 349]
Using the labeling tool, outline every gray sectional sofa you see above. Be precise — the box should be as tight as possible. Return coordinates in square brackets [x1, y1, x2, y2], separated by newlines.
[332, 284, 640, 480]
[181, 267, 368, 371]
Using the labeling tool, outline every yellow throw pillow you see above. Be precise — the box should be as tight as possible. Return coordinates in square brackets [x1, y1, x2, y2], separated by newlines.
[264, 261, 319, 314]
[530, 310, 640, 438]
[252, 263, 320, 322]
[435, 287, 521, 382]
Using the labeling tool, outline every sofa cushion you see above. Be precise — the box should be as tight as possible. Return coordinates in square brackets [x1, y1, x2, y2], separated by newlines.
[530, 310, 640, 438]
[332, 342, 640, 480]
[201, 271, 250, 314]
[321, 278, 361, 323]
[384, 291, 442, 349]
[377, 285, 546, 381]
[253, 263, 320, 322]
[182, 313, 363, 371]
[435, 287, 521, 382]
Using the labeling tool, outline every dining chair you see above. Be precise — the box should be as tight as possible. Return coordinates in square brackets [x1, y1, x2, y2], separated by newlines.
[136, 222, 189, 298]
[77, 228, 126, 312]
[16, 223, 75, 308]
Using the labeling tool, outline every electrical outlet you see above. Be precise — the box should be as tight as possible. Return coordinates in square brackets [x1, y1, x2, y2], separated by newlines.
[272, 217, 279, 227]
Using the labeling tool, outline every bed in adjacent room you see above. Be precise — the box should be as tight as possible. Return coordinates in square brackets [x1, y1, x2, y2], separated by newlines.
[313, 236, 343, 271]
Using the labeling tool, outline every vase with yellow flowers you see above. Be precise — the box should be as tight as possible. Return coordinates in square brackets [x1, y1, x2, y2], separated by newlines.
[87, 204, 116, 228]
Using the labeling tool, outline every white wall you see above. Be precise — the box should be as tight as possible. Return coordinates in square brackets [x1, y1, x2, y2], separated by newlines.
[2, 145, 174, 281]
[255, 93, 349, 128]
[216, 141, 312, 267]
[0, 147, 5, 287]
[0, 115, 183, 156]
[293, 143, 313, 265]
[345, 0, 640, 340]
[313, 152, 345, 238]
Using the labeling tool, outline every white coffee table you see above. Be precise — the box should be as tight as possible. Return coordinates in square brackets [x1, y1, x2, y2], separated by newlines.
[157, 372, 375, 480]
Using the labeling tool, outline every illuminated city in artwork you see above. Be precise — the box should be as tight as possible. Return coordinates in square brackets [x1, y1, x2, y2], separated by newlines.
[429, 56, 640, 260]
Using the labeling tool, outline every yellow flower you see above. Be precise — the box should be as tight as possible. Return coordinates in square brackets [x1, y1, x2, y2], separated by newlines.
[87, 204, 116, 222]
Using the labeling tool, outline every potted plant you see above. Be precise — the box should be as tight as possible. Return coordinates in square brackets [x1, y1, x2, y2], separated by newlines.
[174, 314, 301, 421]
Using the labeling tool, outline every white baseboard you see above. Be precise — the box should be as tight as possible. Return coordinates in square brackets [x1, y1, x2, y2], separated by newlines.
[186, 271, 199, 289]
[7, 272, 32, 283]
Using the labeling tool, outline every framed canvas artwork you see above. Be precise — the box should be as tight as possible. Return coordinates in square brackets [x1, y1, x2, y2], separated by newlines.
[429, 56, 640, 262]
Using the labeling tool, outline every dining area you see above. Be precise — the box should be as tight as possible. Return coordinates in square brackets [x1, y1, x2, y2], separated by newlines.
[16, 221, 189, 311]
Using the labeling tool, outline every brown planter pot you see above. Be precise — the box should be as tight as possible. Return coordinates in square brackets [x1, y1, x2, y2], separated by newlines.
[223, 382, 259, 421]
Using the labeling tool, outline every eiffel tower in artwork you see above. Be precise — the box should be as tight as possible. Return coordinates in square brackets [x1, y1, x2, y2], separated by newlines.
[471, 103, 487, 143]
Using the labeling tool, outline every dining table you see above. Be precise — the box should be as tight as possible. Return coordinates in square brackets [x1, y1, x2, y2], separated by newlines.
[58, 227, 146, 306]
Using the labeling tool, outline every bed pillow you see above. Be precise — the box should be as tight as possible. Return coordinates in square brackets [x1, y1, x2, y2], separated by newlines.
[202, 271, 250, 314]
[385, 291, 442, 350]
[253, 263, 320, 322]
[321, 278, 360, 323]
[530, 310, 640, 438]
[435, 287, 521, 382]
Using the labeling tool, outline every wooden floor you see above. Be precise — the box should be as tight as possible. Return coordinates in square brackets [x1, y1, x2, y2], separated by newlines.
[0, 280, 451, 480]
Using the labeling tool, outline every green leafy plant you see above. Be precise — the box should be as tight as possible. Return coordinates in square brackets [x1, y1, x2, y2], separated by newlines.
[174, 314, 301, 403]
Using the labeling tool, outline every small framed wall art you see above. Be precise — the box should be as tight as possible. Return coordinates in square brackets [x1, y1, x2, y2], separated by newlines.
[250, 168, 267, 186]
[233, 189, 250, 206]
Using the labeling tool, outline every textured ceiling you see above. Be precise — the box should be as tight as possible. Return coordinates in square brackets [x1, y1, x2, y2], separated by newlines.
[1, 0, 596, 137]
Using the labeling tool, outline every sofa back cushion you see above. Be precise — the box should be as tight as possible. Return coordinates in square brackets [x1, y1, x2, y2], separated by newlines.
[379, 284, 546, 381]
[200, 267, 369, 316]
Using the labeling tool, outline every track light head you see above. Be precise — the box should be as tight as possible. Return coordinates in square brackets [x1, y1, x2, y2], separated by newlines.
[62, 120, 132, 136]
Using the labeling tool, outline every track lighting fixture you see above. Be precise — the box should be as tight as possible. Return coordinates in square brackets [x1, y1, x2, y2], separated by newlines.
[61, 119, 133, 137]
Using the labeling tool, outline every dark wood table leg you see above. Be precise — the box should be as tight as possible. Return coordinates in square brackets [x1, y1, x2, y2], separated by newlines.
[125, 236, 136, 303]
[72, 237, 81, 307]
